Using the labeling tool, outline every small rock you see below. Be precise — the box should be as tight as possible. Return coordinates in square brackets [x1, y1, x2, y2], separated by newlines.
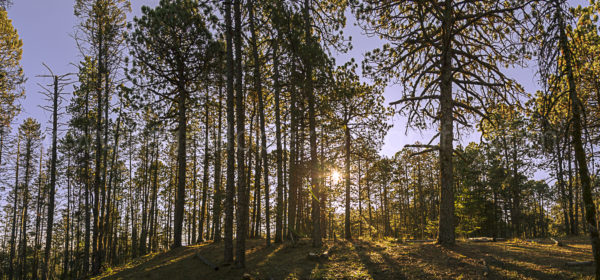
[242, 273, 253, 280]
[308, 252, 320, 260]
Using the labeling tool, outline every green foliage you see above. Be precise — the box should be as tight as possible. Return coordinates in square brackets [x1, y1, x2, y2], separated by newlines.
[128, 0, 217, 111]
[19, 118, 41, 143]
[0, 10, 24, 127]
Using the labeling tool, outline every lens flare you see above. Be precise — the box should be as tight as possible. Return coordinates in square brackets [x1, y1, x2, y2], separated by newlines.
[331, 170, 342, 183]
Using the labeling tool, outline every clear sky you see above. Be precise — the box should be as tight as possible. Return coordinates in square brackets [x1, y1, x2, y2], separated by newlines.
[6, 0, 588, 158]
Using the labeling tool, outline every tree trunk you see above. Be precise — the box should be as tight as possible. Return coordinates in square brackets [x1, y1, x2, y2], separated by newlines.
[252, 119, 261, 239]
[92, 37, 104, 273]
[192, 140, 198, 244]
[19, 137, 34, 279]
[32, 147, 44, 280]
[83, 89, 91, 276]
[8, 139, 20, 280]
[559, 13, 600, 277]
[148, 133, 159, 251]
[172, 82, 188, 248]
[212, 72, 224, 242]
[138, 136, 150, 255]
[199, 90, 210, 243]
[304, 0, 322, 249]
[555, 136, 571, 235]
[344, 123, 351, 240]
[42, 75, 59, 280]
[223, 0, 236, 265]
[249, 0, 271, 245]
[63, 153, 72, 279]
[287, 83, 298, 240]
[273, 24, 284, 244]
[100, 63, 111, 266]
[367, 171, 373, 238]
[234, 0, 248, 268]
[358, 159, 362, 238]
[437, 0, 455, 246]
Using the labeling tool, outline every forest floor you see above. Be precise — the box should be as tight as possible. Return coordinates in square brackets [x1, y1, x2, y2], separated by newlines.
[94, 236, 595, 280]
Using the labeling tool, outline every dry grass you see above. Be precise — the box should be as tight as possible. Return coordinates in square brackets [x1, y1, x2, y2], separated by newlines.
[94, 236, 595, 279]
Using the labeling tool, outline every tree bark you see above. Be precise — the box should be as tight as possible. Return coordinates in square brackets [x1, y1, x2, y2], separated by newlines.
[249, 0, 271, 246]
[223, 0, 236, 265]
[304, 0, 322, 249]
[287, 80, 298, 241]
[172, 82, 188, 248]
[19, 135, 34, 279]
[192, 140, 198, 244]
[344, 123, 351, 240]
[234, 0, 248, 267]
[148, 132, 159, 251]
[63, 151, 72, 279]
[8, 139, 20, 280]
[437, 0, 455, 246]
[199, 90, 210, 243]
[273, 24, 284, 244]
[92, 36, 104, 274]
[559, 11, 600, 277]
[83, 89, 91, 275]
[212, 72, 224, 242]
[555, 135, 571, 235]
[42, 75, 59, 280]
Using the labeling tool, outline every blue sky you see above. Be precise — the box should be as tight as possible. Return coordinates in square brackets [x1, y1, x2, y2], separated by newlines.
[6, 0, 587, 158]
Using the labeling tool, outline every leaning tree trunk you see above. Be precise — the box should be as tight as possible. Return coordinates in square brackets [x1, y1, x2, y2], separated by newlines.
[559, 15, 600, 278]
[199, 90, 210, 243]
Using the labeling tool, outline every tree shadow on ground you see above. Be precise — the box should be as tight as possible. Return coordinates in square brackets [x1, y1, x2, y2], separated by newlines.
[100, 239, 319, 280]
[98, 237, 594, 280]
[350, 238, 593, 280]
[451, 240, 593, 279]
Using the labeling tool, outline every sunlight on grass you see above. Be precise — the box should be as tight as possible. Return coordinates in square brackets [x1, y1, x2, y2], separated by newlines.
[256, 245, 284, 266]
[95, 238, 597, 279]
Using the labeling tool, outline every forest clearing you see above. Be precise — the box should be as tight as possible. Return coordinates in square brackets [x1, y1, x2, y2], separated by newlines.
[95, 237, 595, 280]
[2, 0, 600, 279]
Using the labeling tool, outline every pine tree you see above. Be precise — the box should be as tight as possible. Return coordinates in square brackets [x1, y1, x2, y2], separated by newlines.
[129, 0, 216, 249]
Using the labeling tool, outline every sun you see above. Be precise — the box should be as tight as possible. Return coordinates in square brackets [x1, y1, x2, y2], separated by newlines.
[331, 170, 342, 184]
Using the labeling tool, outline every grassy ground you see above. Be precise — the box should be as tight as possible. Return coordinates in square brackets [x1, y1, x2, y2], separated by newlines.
[94, 237, 596, 279]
